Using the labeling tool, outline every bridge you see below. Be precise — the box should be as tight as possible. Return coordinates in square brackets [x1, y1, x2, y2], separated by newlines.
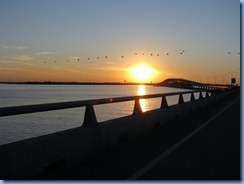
[157, 78, 237, 90]
[0, 86, 240, 180]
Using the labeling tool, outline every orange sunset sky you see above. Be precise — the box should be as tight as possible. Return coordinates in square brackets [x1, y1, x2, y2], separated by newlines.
[0, 0, 240, 84]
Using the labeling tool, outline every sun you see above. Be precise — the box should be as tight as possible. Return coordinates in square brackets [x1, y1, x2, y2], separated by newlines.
[130, 65, 153, 82]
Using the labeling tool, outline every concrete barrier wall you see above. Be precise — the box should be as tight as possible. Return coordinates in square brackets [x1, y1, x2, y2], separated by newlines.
[0, 88, 238, 179]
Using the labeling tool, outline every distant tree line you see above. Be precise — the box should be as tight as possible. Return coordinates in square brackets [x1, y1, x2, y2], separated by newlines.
[0, 81, 154, 85]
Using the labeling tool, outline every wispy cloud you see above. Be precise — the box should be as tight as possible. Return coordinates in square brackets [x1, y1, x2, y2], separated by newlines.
[104, 61, 116, 65]
[14, 55, 34, 61]
[69, 56, 80, 60]
[0, 44, 8, 49]
[0, 60, 16, 64]
[15, 46, 27, 50]
[46, 56, 55, 60]
[0, 44, 27, 50]
[94, 66, 127, 71]
[36, 51, 55, 55]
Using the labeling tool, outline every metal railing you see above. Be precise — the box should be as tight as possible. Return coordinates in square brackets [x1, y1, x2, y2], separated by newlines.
[0, 90, 218, 127]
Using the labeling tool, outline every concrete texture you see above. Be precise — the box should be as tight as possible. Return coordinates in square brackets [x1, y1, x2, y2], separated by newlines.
[0, 88, 239, 179]
[44, 89, 239, 180]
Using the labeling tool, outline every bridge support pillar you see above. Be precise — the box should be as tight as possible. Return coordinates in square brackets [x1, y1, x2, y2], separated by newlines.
[206, 92, 209, 98]
[160, 96, 168, 108]
[83, 105, 98, 127]
[133, 99, 143, 115]
[199, 92, 204, 99]
[190, 93, 195, 101]
[178, 94, 184, 104]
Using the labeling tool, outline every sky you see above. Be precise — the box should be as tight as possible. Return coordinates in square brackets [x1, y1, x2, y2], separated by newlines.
[0, 0, 240, 84]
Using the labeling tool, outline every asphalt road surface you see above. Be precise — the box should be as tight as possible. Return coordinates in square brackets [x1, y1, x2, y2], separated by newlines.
[42, 90, 240, 180]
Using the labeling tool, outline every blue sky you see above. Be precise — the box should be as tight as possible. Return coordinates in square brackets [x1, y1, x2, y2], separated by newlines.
[0, 0, 240, 83]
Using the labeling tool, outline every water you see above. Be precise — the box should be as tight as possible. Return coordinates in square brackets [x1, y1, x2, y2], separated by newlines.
[0, 84, 192, 145]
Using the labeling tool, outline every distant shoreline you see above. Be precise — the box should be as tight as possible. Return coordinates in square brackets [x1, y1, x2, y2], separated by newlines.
[0, 81, 155, 85]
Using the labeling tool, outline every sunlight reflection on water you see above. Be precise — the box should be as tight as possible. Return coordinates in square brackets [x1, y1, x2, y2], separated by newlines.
[138, 85, 147, 112]
[0, 84, 191, 145]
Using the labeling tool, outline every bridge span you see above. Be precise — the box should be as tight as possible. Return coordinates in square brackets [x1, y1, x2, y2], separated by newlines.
[157, 78, 238, 90]
[0, 86, 240, 180]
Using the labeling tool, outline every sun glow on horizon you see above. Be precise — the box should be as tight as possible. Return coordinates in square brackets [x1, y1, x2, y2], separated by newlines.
[130, 65, 154, 82]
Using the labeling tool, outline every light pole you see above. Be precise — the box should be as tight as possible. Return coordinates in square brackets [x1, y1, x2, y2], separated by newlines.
[221, 73, 226, 85]
[236, 68, 240, 85]
[213, 75, 217, 84]
[229, 71, 236, 85]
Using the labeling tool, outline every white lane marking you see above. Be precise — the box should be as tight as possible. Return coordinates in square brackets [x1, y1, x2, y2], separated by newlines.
[127, 97, 240, 180]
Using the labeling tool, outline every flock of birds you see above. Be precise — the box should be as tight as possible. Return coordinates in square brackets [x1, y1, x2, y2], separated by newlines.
[42, 50, 186, 63]
[42, 50, 240, 64]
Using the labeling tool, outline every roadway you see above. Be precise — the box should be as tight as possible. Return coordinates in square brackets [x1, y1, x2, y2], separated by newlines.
[42, 89, 240, 180]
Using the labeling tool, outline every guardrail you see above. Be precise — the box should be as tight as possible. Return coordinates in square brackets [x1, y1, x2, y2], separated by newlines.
[1, 87, 239, 179]
[0, 89, 220, 126]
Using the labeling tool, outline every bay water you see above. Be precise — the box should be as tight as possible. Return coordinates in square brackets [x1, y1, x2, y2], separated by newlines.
[0, 84, 194, 145]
